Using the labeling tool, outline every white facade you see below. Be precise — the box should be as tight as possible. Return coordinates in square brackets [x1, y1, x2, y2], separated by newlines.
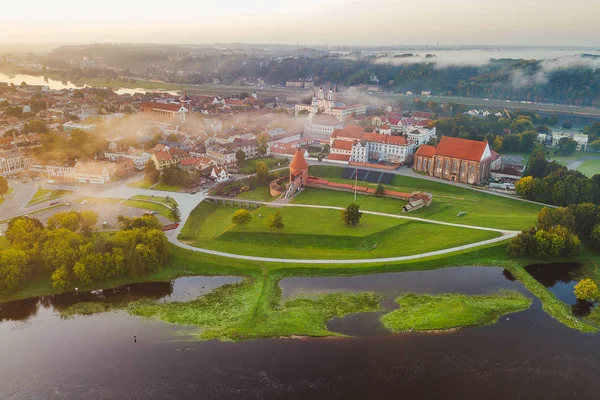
[350, 139, 413, 164]
[104, 151, 151, 169]
[406, 127, 437, 146]
[211, 167, 230, 182]
[0, 151, 31, 174]
[63, 122, 97, 132]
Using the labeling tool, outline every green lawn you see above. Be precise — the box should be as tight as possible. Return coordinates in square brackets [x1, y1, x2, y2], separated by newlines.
[27, 189, 72, 206]
[239, 157, 288, 174]
[122, 199, 173, 220]
[236, 186, 274, 202]
[296, 167, 542, 231]
[127, 180, 154, 189]
[151, 182, 183, 192]
[381, 291, 532, 332]
[131, 195, 178, 206]
[178, 201, 500, 260]
[577, 160, 600, 177]
[78, 197, 122, 204]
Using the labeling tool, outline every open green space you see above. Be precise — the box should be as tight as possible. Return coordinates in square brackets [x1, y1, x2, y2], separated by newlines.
[122, 199, 173, 220]
[178, 201, 500, 260]
[577, 160, 600, 177]
[236, 186, 274, 202]
[151, 182, 183, 192]
[381, 291, 532, 332]
[239, 157, 288, 174]
[27, 189, 72, 206]
[131, 195, 178, 206]
[303, 165, 542, 231]
[78, 197, 122, 204]
[127, 179, 154, 189]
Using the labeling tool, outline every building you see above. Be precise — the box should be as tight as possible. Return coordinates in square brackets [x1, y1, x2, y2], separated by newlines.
[289, 148, 309, 189]
[551, 131, 589, 151]
[46, 163, 76, 180]
[0, 149, 31, 174]
[63, 122, 97, 133]
[210, 166, 230, 182]
[139, 102, 189, 122]
[306, 114, 344, 136]
[206, 147, 237, 166]
[350, 133, 413, 164]
[74, 161, 110, 184]
[104, 150, 151, 169]
[406, 127, 437, 146]
[295, 87, 366, 121]
[413, 136, 492, 185]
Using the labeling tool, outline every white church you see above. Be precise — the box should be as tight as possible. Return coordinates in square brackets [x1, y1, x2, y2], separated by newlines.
[295, 87, 366, 122]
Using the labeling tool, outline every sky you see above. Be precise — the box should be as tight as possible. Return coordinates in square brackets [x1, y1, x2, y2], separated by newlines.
[0, 0, 598, 47]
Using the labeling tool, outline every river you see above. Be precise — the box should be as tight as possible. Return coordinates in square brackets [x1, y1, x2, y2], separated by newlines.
[0, 72, 177, 95]
[0, 266, 598, 399]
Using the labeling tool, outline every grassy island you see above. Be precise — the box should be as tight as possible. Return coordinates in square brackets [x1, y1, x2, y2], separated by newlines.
[381, 291, 532, 332]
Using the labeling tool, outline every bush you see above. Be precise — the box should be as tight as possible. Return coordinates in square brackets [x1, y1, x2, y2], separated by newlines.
[574, 279, 600, 301]
[232, 209, 252, 226]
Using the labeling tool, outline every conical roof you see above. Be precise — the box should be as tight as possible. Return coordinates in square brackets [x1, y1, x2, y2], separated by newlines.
[290, 148, 308, 170]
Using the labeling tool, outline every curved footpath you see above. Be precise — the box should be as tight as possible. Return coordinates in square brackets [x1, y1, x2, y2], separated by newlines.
[168, 202, 518, 264]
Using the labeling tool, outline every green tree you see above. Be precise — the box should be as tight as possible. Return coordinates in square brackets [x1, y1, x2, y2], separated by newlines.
[562, 121, 573, 129]
[23, 120, 48, 133]
[144, 160, 160, 184]
[0, 176, 9, 199]
[268, 211, 285, 231]
[169, 203, 181, 222]
[257, 133, 269, 156]
[574, 279, 599, 301]
[79, 210, 99, 236]
[236, 149, 246, 166]
[117, 215, 162, 231]
[548, 114, 559, 126]
[507, 228, 537, 257]
[515, 176, 536, 199]
[592, 224, 600, 252]
[5, 216, 45, 252]
[557, 137, 577, 155]
[342, 203, 363, 226]
[232, 209, 252, 226]
[41, 228, 88, 271]
[589, 140, 600, 152]
[47, 211, 81, 232]
[51, 265, 70, 290]
[255, 161, 270, 185]
[375, 184, 385, 197]
[0, 248, 30, 293]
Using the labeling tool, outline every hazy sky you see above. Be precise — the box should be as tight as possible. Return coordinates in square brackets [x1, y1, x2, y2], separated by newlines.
[1, 0, 598, 46]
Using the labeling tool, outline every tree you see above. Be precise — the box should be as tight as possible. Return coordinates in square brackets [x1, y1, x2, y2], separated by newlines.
[255, 161, 270, 185]
[562, 121, 573, 129]
[574, 279, 599, 301]
[342, 203, 363, 226]
[557, 137, 577, 155]
[268, 211, 284, 231]
[257, 133, 269, 156]
[23, 120, 48, 133]
[79, 210, 99, 236]
[507, 228, 537, 257]
[51, 265, 70, 290]
[232, 209, 252, 226]
[41, 228, 88, 271]
[169, 203, 181, 222]
[144, 160, 160, 184]
[236, 149, 246, 166]
[589, 140, 600, 152]
[47, 211, 81, 232]
[592, 224, 600, 252]
[0, 176, 9, 199]
[548, 114, 558, 126]
[375, 184, 385, 197]
[161, 165, 188, 187]
[0, 248, 30, 293]
[5, 216, 45, 252]
[117, 215, 162, 231]
[515, 176, 536, 199]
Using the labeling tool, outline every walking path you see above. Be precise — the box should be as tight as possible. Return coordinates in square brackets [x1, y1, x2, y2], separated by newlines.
[171, 197, 518, 264]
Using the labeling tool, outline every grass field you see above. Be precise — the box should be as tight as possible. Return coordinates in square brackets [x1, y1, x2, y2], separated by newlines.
[78, 197, 122, 204]
[27, 189, 72, 206]
[131, 195, 178, 206]
[127, 180, 154, 189]
[122, 199, 173, 220]
[299, 166, 542, 231]
[381, 291, 532, 332]
[236, 186, 274, 202]
[151, 182, 183, 192]
[577, 160, 600, 177]
[177, 201, 500, 259]
[239, 157, 288, 174]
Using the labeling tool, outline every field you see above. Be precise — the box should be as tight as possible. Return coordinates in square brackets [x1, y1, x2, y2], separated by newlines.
[299, 166, 543, 231]
[122, 199, 173, 220]
[151, 182, 183, 192]
[131, 195, 178, 206]
[177, 201, 500, 260]
[381, 291, 532, 332]
[239, 157, 288, 174]
[127, 179, 154, 189]
[27, 189, 72, 206]
[577, 160, 600, 177]
[236, 186, 274, 202]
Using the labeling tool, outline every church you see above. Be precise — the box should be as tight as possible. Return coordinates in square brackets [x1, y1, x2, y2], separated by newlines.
[295, 87, 367, 122]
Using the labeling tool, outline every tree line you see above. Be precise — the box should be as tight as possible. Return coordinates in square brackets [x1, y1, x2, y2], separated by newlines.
[0, 212, 170, 295]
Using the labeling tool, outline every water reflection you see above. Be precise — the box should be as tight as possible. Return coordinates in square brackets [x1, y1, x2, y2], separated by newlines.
[525, 262, 583, 306]
[0, 276, 240, 322]
[0, 72, 178, 95]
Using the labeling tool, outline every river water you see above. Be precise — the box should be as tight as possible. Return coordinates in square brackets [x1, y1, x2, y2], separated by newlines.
[0, 72, 177, 95]
[0, 266, 599, 399]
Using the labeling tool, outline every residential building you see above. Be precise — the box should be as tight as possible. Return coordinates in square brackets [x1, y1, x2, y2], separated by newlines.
[0, 149, 31, 174]
[406, 127, 437, 146]
[413, 136, 492, 185]
[210, 166, 230, 182]
[139, 102, 189, 122]
[104, 150, 151, 169]
[551, 131, 589, 151]
[46, 163, 76, 180]
[350, 133, 413, 164]
[63, 122, 97, 132]
[74, 161, 110, 184]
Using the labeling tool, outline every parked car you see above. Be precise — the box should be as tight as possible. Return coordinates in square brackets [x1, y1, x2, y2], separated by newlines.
[80, 200, 88, 205]
[49, 202, 59, 206]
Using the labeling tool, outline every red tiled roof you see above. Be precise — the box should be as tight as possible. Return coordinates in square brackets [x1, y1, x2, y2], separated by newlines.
[387, 117, 400, 126]
[362, 133, 408, 145]
[153, 151, 172, 161]
[331, 125, 365, 140]
[290, 148, 309, 170]
[140, 102, 185, 112]
[179, 157, 202, 166]
[415, 145, 436, 158]
[327, 154, 351, 161]
[435, 136, 489, 162]
[332, 140, 353, 151]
